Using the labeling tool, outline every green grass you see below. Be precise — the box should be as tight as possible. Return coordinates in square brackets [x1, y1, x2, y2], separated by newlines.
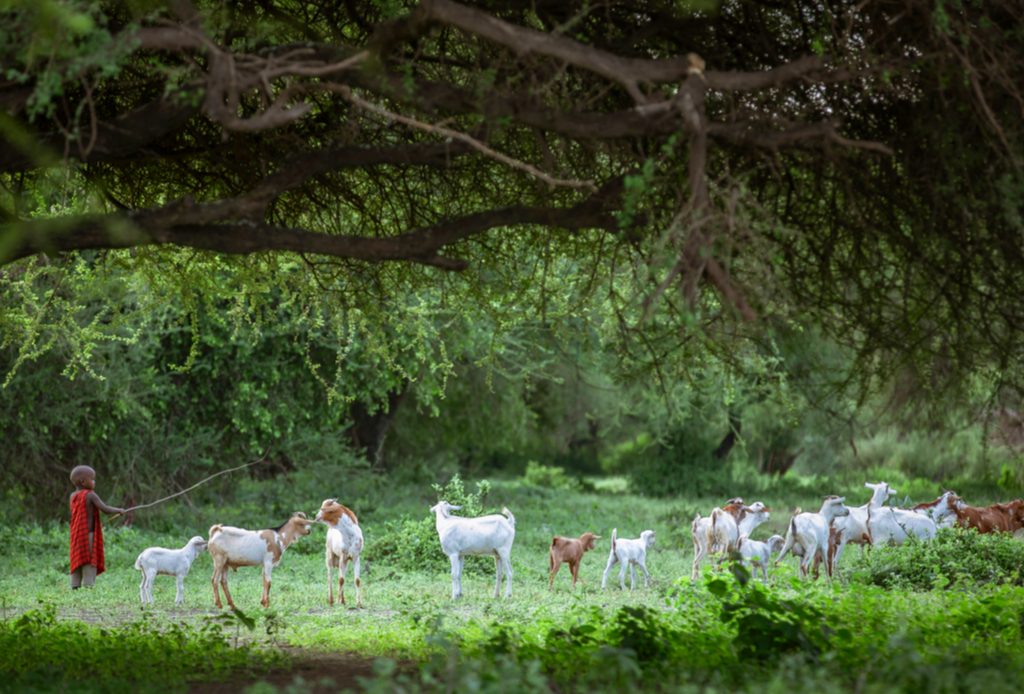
[3, 476, 1024, 692]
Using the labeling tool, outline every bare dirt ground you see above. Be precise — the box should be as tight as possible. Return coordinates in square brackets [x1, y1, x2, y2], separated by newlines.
[189, 649, 383, 693]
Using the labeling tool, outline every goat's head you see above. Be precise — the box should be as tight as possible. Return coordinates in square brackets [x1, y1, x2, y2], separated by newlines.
[430, 500, 461, 517]
[725, 497, 744, 505]
[821, 496, 850, 518]
[580, 532, 601, 551]
[187, 535, 208, 552]
[767, 535, 786, 554]
[865, 481, 896, 503]
[315, 498, 358, 526]
[289, 511, 314, 536]
[640, 529, 656, 549]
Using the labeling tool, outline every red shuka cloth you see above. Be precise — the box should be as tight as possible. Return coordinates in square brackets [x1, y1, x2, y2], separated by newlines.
[69, 489, 105, 575]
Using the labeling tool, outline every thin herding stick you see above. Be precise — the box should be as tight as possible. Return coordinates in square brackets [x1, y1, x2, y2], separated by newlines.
[117, 453, 268, 515]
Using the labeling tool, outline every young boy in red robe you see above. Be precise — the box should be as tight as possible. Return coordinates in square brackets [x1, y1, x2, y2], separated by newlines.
[69, 465, 125, 589]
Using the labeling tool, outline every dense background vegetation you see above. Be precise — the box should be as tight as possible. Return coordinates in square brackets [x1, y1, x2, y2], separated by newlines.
[3, 0, 1024, 691]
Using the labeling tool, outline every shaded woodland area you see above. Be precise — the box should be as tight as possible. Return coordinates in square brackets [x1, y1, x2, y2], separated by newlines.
[2, 0, 1024, 513]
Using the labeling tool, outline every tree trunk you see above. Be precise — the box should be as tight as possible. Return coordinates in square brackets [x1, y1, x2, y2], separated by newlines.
[348, 386, 409, 467]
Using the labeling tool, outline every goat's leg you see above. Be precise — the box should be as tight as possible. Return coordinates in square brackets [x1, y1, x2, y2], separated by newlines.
[620, 562, 629, 591]
[353, 555, 363, 608]
[260, 562, 273, 608]
[338, 556, 348, 605]
[326, 551, 335, 606]
[549, 557, 561, 590]
[175, 574, 185, 606]
[211, 564, 223, 609]
[638, 559, 651, 588]
[601, 554, 616, 589]
[691, 544, 704, 581]
[493, 554, 502, 598]
[448, 554, 461, 599]
[139, 571, 148, 605]
[570, 560, 579, 588]
[502, 552, 513, 598]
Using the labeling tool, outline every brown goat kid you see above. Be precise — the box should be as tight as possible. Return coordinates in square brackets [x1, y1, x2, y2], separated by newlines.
[549, 532, 600, 589]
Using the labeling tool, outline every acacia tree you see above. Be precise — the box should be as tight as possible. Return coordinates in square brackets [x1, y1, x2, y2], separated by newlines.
[2, 0, 1023, 407]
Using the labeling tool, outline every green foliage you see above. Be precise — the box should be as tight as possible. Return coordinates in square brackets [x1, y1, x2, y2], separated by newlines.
[519, 461, 581, 492]
[849, 527, 1024, 590]
[0, 603, 282, 691]
[622, 423, 731, 497]
[367, 474, 495, 574]
[707, 574, 832, 662]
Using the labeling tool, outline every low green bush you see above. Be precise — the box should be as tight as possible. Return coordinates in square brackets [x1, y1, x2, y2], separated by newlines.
[848, 526, 1024, 589]
[519, 461, 582, 492]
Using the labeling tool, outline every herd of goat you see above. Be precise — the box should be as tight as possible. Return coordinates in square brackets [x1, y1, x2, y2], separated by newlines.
[131, 484, 1024, 607]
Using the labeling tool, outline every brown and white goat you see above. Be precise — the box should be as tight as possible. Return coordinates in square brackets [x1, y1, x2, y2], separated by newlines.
[549, 532, 600, 589]
[207, 512, 314, 609]
[315, 498, 364, 607]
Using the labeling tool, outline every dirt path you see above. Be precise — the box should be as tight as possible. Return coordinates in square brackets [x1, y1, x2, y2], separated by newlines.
[190, 649, 385, 693]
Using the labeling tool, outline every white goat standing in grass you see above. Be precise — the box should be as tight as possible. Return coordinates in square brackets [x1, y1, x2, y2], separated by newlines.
[775, 496, 851, 580]
[430, 500, 515, 599]
[315, 498, 364, 607]
[829, 481, 896, 575]
[736, 534, 785, 581]
[134, 535, 207, 605]
[602, 528, 656, 590]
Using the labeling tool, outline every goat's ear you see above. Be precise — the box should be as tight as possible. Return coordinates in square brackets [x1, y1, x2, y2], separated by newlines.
[293, 511, 309, 519]
[449, 504, 462, 510]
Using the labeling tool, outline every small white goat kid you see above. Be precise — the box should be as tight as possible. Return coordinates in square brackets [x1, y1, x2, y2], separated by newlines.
[315, 498, 364, 607]
[601, 528, 656, 590]
[430, 500, 516, 599]
[134, 535, 207, 605]
[736, 534, 785, 581]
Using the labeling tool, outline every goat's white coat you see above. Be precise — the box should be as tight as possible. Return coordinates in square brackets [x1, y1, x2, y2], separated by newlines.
[829, 482, 895, 574]
[710, 501, 769, 554]
[207, 512, 313, 609]
[134, 535, 207, 605]
[602, 528, 656, 590]
[430, 501, 515, 599]
[868, 505, 938, 545]
[316, 499, 365, 607]
[690, 497, 746, 580]
[737, 534, 785, 581]
[776, 497, 851, 579]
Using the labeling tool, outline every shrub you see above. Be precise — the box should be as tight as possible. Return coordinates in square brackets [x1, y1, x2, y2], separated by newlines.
[366, 474, 495, 574]
[520, 461, 581, 491]
[849, 527, 1024, 590]
[622, 425, 731, 497]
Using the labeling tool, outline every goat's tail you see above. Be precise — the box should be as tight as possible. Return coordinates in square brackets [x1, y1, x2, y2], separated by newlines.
[133, 553, 142, 571]
[501, 506, 515, 526]
[208, 524, 223, 541]
[775, 516, 798, 565]
[611, 527, 618, 552]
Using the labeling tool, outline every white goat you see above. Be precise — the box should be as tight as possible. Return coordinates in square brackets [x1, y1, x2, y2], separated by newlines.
[737, 534, 785, 581]
[690, 497, 745, 579]
[207, 512, 314, 609]
[829, 481, 896, 575]
[709, 501, 770, 556]
[315, 498, 364, 607]
[868, 505, 937, 545]
[430, 500, 515, 599]
[912, 491, 959, 528]
[601, 528, 656, 590]
[134, 535, 207, 606]
[775, 496, 850, 580]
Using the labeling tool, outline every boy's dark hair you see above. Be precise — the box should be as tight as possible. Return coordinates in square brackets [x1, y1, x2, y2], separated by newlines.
[70, 466, 95, 485]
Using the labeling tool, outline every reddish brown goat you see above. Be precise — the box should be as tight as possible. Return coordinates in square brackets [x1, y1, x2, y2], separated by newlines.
[947, 494, 1024, 533]
[549, 532, 600, 589]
